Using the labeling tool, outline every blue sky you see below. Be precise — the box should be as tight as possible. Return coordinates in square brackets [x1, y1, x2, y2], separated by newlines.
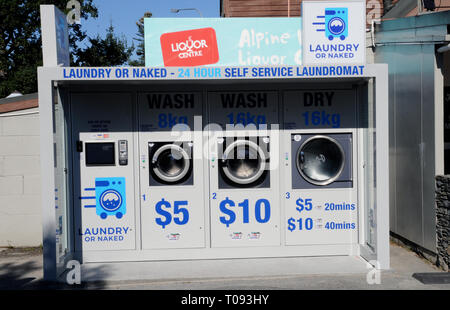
[81, 0, 220, 61]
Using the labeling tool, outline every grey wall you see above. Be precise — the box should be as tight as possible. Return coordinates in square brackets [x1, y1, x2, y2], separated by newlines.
[0, 107, 42, 247]
[375, 43, 438, 252]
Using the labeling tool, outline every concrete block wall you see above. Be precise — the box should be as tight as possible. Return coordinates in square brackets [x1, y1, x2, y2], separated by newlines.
[0, 108, 42, 247]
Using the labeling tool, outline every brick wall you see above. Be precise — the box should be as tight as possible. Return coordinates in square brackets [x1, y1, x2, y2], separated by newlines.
[222, 0, 301, 17]
[0, 108, 42, 247]
[221, 0, 384, 27]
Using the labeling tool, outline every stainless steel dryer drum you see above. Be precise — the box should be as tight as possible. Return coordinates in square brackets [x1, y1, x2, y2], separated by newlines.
[292, 133, 353, 189]
[297, 136, 345, 186]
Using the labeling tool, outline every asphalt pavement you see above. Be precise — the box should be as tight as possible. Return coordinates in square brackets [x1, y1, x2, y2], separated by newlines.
[0, 242, 449, 290]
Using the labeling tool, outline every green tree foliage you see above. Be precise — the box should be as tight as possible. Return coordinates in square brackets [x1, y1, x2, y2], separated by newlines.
[129, 11, 152, 67]
[0, 0, 98, 98]
[75, 24, 134, 66]
[0, 1, 136, 98]
[0, 0, 99, 97]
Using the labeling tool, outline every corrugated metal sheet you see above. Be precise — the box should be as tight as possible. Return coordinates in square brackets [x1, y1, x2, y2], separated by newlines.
[374, 11, 450, 252]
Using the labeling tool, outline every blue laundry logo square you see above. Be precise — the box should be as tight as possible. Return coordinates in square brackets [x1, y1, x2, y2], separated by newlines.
[313, 8, 348, 41]
[95, 177, 126, 220]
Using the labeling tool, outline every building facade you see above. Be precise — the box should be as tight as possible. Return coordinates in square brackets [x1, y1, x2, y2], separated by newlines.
[220, 0, 450, 267]
[0, 93, 41, 247]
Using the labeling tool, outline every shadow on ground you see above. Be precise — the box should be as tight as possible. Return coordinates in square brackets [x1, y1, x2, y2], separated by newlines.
[0, 260, 110, 290]
[0, 260, 41, 290]
[0, 247, 108, 290]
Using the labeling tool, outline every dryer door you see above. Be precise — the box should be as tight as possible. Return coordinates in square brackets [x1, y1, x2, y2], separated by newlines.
[221, 140, 267, 185]
[151, 144, 191, 183]
[296, 136, 345, 186]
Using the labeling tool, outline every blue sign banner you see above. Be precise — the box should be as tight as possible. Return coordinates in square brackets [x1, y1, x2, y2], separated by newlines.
[144, 18, 302, 67]
[62, 65, 365, 80]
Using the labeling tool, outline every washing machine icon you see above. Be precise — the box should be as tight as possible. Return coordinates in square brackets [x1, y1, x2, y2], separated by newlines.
[95, 177, 126, 219]
[325, 8, 348, 41]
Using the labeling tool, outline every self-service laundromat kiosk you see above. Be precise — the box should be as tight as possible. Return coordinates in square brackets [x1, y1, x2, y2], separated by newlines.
[38, 65, 389, 282]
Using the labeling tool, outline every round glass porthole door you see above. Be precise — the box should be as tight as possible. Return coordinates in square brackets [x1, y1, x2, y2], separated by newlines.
[296, 136, 345, 186]
[222, 140, 267, 185]
[151, 144, 190, 183]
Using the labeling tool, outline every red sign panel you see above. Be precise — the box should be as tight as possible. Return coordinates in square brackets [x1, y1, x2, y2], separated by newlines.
[160, 27, 219, 67]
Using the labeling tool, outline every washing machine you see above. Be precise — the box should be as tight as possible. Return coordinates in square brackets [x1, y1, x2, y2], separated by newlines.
[138, 92, 206, 249]
[217, 136, 270, 189]
[282, 89, 359, 246]
[207, 90, 281, 247]
[148, 141, 193, 186]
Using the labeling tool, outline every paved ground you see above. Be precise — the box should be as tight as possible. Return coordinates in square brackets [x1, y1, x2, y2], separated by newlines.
[0, 243, 449, 290]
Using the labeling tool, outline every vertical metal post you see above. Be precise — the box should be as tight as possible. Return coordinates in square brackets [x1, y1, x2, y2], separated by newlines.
[38, 68, 57, 281]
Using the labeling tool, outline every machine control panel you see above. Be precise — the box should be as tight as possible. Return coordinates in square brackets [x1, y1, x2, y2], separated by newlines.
[118, 140, 128, 166]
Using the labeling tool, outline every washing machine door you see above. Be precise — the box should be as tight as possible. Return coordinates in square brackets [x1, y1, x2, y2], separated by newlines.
[221, 140, 267, 185]
[151, 144, 191, 183]
[296, 136, 345, 186]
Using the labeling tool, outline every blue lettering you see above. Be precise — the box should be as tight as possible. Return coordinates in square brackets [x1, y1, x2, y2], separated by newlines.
[63, 68, 116, 79]
[80, 226, 130, 237]
[194, 67, 221, 78]
[225, 67, 247, 77]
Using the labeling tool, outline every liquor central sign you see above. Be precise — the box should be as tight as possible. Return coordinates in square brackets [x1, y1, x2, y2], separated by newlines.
[160, 27, 219, 66]
[144, 18, 302, 67]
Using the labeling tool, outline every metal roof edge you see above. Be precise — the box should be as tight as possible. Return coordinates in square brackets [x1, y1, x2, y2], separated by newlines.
[379, 10, 450, 33]
[383, 0, 417, 19]
[0, 92, 39, 105]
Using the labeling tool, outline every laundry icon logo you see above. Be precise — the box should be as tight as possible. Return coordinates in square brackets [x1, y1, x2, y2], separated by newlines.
[80, 177, 127, 220]
[313, 8, 348, 41]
